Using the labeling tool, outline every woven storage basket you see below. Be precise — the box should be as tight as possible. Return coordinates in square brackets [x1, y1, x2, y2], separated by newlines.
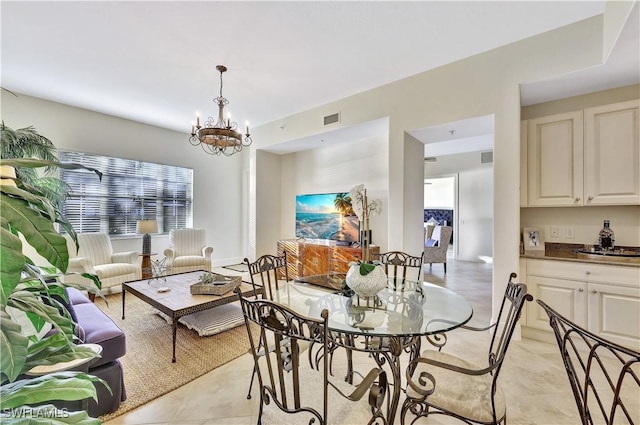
[190, 274, 242, 296]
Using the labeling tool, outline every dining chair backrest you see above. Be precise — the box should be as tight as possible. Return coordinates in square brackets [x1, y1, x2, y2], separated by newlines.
[376, 251, 424, 290]
[238, 291, 330, 423]
[537, 300, 640, 425]
[243, 252, 289, 300]
[487, 273, 533, 381]
[237, 290, 388, 424]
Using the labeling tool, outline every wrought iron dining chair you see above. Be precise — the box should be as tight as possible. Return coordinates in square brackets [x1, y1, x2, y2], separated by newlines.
[243, 253, 291, 399]
[401, 273, 532, 425]
[237, 291, 389, 425]
[353, 251, 424, 370]
[376, 251, 424, 291]
[537, 300, 640, 425]
[243, 252, 289, 301]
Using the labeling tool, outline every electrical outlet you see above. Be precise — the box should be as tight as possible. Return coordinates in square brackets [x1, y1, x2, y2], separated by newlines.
[565, 226, 575, 239]
[550, 227, 559, 238]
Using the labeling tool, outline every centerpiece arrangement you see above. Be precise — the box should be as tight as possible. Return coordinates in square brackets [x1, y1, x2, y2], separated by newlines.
[344, 184, 386, 299]
[190, 272, 241, 296]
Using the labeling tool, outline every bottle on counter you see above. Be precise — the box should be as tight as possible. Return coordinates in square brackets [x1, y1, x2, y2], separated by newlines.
[598, 220, 615, 251]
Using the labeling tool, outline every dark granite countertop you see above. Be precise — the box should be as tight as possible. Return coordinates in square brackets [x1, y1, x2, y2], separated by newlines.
[521, 243, 640, 268]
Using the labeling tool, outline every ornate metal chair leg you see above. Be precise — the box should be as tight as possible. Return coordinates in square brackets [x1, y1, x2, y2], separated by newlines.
[345, 346, 354, 384]
[246, 365, 256, 399]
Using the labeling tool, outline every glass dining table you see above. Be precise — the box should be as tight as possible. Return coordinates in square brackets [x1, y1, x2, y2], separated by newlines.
[268, 273, 473, 423]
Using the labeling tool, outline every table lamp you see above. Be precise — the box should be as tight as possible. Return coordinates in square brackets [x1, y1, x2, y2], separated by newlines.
[136, 220, 158, 255]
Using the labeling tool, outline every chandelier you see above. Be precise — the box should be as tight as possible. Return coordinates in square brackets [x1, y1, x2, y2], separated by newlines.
[189, 65, 252, 156]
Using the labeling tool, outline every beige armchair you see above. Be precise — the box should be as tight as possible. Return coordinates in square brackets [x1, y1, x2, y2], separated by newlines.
[424, 225, 452, 273]
[65, 233, 141, 293]
[164, 228, 213, 274]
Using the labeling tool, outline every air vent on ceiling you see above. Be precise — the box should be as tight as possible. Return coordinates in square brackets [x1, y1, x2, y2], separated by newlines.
[323, 112, 340, 126]
[481, 151, 493, 164]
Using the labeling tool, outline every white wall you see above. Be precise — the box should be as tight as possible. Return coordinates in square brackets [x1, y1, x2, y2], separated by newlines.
[424, 151, 492, 176]
[521, 206, 640, 247]
[424, 177, 455, 209]
[2, 93, 246, 266]
[403, 132, 427, 253]
[278, 134, 390, 251]
[458, 168, 494, 261]
[253, 150, 283, 257]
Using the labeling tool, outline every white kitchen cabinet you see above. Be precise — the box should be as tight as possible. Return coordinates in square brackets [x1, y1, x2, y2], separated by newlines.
[588, 282, 640, 349]
[526, 275, 587, 330]
[527, 111, 583, 207]
[583, 100, 640, 205]
[524, 259, 640, 350]
[524, 99, 640, 207]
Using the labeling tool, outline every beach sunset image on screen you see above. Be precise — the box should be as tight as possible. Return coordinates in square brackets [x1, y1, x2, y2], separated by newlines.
[295, 193, 359, 242]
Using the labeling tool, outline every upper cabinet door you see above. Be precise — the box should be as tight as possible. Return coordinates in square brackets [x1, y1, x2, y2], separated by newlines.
[527, 111, 584, 206]
[584, 100, 640, 205]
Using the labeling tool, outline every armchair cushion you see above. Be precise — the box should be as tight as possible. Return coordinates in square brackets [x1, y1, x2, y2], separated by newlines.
[95, 263, 140, 281]
[425, 238, 439, 247]
[171, 255, 210, 270]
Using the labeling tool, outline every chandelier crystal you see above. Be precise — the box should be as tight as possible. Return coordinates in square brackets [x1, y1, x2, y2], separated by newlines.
[189, 65, 252, 156]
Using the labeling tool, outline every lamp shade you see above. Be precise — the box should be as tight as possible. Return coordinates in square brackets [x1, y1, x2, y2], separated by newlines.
[136, 220, 158, 235]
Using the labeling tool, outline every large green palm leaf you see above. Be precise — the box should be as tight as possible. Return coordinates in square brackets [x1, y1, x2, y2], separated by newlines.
[0, 125, 104, 422]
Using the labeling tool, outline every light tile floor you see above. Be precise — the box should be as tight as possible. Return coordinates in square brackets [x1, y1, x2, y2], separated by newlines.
[103, 259, 597, 425]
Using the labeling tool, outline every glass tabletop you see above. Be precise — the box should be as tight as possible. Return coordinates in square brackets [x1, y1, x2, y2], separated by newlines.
[271, 277, 473, 337]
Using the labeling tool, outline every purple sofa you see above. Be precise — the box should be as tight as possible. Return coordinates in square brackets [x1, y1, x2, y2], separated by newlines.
[65, 287, 127, 416]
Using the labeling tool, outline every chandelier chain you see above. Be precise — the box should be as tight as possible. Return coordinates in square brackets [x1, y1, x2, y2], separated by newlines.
[219, 68, 223, 99]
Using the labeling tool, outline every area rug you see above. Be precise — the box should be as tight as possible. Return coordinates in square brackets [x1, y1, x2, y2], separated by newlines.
[222, 263, 250, 272]
[95, 293, 251, 421]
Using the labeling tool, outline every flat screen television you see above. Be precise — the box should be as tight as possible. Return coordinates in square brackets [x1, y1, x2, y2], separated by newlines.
[295, 192, 360, 243]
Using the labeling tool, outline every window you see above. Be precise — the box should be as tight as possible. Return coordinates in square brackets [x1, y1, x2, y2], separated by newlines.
[59, 151, 193, 235]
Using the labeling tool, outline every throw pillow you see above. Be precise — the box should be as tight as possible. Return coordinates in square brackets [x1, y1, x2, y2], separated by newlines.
[426, 238, 439, 247]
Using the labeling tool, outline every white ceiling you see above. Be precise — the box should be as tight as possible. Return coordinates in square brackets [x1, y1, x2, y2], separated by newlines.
[520, 1, 640, 106]
[3, 1, 622, 134]
[415, 2, 639, 158]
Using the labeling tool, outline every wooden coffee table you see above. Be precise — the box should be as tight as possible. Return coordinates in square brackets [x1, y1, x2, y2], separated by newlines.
[122, 270, 259, 362]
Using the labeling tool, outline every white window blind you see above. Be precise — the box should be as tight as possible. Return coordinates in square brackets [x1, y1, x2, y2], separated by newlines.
[59, 151, 193, 235]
